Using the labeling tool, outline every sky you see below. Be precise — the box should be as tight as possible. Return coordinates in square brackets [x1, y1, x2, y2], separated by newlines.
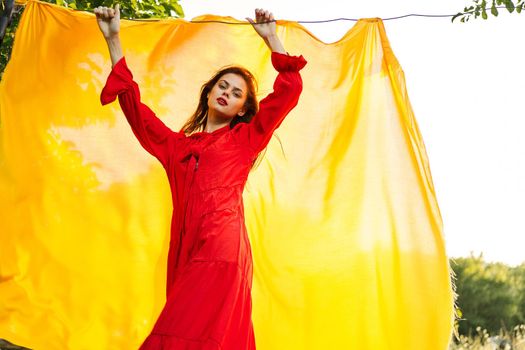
[180, 0, 525, 266]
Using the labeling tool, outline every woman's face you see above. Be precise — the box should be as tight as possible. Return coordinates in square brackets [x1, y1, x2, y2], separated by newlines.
[207, 73, 248, 120]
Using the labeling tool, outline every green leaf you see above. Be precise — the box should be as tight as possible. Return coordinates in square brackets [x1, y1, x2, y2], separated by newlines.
[505, 0, 516, 12]
[452, 12, 464, 22]
[482, 7, 488, 18]
[491, 2, 499, 15]
[517, 3, 523, 12]
[172, 2, 183, 17]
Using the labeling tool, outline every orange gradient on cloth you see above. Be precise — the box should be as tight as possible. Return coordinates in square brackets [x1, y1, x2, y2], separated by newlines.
[0, 1, 454, 349]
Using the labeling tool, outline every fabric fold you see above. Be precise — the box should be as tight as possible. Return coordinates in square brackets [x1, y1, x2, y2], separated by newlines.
[270, 51, 307, 72]
[100, 56, 129, 105]
[0, 2, 454, 349]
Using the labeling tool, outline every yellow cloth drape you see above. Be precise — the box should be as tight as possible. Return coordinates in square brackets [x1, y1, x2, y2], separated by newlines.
[0, 1, 455, 349]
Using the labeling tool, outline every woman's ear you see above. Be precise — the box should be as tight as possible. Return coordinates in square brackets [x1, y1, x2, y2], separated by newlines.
[238, 108, 246, 117]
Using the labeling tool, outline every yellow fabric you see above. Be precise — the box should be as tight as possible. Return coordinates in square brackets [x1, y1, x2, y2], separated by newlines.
[0, 1, 455, 349]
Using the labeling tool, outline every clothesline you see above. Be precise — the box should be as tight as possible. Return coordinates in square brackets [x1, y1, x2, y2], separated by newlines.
[12, 1, 513, 22]
[189, 7, 510, 23]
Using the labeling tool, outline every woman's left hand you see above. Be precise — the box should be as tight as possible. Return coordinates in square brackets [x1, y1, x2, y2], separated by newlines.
[246, 8, 276, 39]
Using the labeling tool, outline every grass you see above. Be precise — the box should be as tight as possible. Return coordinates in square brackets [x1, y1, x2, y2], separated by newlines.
[449, 325, 525, 350]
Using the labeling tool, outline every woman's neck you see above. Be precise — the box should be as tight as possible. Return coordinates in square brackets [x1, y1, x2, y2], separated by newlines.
[204, 115, 231, 133]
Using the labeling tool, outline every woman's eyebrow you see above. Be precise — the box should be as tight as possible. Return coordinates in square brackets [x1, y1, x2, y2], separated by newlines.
[219, 79, 244, 93]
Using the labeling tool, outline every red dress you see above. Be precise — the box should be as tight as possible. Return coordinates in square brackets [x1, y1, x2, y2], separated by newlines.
[100, 51, 307, 350]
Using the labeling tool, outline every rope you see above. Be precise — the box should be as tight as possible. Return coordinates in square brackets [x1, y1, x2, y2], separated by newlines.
[188, 6, 517, 23]
[12, 1, 518, 23]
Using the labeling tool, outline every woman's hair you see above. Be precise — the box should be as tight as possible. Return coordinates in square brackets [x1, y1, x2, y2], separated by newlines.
[181, 65, 267, 170]
[181, 66, 259, 135]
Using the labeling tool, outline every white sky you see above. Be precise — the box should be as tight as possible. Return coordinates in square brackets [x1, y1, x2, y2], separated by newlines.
[180, 0, 525, 266]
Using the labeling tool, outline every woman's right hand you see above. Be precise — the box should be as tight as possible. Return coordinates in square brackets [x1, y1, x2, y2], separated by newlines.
[94, 4, 120, 39]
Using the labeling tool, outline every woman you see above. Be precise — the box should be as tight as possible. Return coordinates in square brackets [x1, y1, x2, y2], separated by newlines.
[95, 5, 307, 349]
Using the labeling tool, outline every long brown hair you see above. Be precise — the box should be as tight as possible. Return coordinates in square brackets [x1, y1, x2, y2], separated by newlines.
[181, 65, 267, 170]
[181, 66, 259, 133]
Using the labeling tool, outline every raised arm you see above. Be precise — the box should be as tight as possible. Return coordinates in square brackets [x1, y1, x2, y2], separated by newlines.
[96, 4, 182, 167]
[94, 4, 123, 67]
[234, 52, 306, 154]
[100, 57, 181, 166]
[235, 9, 307, 154]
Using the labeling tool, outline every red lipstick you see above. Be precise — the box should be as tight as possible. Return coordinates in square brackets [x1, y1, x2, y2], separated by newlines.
[217, 97, 228, 106]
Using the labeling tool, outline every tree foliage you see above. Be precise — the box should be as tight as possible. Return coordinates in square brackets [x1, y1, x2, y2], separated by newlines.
[0, 0, 184, 80]
[451, 254, 525, 336]
[453, 0, 525, 22]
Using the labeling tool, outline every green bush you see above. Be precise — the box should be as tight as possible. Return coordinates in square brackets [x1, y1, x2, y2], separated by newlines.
[451, 254, 525, 336]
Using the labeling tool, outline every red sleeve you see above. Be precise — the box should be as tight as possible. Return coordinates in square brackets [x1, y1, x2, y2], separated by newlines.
[234, 52, 307, 155]
[100, 56, 182, 167]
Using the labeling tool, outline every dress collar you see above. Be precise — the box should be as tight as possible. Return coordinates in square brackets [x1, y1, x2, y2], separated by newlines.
[185, 123, 230, 139]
